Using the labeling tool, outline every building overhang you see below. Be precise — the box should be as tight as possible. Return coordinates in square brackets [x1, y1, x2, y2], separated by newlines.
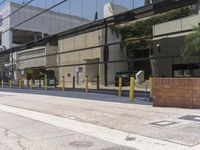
[1, 0, 199, 55]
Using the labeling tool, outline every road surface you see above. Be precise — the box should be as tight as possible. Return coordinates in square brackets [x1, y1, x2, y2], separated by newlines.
[0, 88, 199, 150]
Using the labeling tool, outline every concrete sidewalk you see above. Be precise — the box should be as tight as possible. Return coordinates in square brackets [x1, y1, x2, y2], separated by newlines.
[0, 87, 150, 102]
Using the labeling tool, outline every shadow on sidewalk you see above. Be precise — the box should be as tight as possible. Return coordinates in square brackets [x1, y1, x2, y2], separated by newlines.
[0, 87, 152, 106]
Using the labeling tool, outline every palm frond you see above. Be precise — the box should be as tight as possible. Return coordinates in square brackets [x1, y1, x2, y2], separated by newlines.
[182, 26, 200, 60]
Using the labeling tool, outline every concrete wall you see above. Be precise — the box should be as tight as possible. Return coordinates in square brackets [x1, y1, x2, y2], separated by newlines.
[104, 28, 128, 84]
[58, 30, 102, 85]
[151, 12, 200, 77]
[17, 46, 46, 70]
[16, 46, 59, 80]
[151, 36, 200, 77]
[58, 28, 128, 85]
[46, 46, 59, 81]
[153, 14, 200, 36]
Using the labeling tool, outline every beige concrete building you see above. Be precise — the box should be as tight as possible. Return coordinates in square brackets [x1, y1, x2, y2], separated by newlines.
[16, 28, 128, 86]
[0, 1, 89, 80]
[58, 29, 127, 86]
[15, 2, 129, 86]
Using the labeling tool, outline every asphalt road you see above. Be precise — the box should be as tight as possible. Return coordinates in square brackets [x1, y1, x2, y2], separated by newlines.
[0, 111, 134, 150]
[0, 88, 199, 150]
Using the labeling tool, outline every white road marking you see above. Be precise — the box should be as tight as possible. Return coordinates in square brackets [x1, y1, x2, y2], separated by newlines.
[0, 104, 190, 150]
[156, 121, 173, 125]
[189, 144, 200, 150]
[194, 117, 200, 120]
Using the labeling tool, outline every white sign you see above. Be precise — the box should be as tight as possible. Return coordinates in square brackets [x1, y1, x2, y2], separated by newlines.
[21, 70, 24, 75]
[75, 66, 79, 72]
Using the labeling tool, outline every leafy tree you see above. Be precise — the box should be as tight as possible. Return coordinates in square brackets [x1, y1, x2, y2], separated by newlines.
[182, 26, 200, 60]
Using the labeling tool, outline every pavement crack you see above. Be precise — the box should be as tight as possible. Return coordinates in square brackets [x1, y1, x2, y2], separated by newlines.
[0, 126, 29, 150]
[17, 141, 26, 150]
[34, 134, 74, 141]
[0, 126, 30, 141]
[4, 128, 9, 137]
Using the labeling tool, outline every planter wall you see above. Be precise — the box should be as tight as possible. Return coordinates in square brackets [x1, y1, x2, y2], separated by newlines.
[153, 78, 200, 109]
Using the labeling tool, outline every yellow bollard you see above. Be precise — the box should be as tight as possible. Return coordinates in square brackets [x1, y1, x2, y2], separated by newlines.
[29, 80, 33, 90]
[85, 75, 88, 94]
[149, 77, 153, 98]
[129, 77, 135, 102]
[118, 77, 122, 96]
[19, 80, 21, 89]
[45, 78, 48, 91]
[9, 80, 12, 89]
[62, 76, 65, 91]
[1, 80, 4, 88]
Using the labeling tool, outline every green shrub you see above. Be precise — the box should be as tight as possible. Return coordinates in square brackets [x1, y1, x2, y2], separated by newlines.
[112, 7, 191, 40]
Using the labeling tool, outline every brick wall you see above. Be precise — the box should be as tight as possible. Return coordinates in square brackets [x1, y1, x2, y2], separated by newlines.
[153, 78, 200, 109]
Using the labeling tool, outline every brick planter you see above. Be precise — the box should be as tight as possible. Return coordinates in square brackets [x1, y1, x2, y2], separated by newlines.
[153, 78, 200, 109]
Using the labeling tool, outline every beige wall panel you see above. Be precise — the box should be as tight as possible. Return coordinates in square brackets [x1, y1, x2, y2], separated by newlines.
[63, 37, 74, 51]
[85, 31, 100, 47]
[73, 34, 86, 50]
[68, 53, 80, 65]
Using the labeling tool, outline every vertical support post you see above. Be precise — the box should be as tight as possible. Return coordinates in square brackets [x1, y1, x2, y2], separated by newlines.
[172, 57, 174, 77]
[145, 84, 148, 101]
[73, 76, 75, 89]
[85, 75, 88, 94]
[39, 79, 41, 88]
[27, 80, 29, 87]
[97, 76, 99, 90]
[9, 80, 12, 88]
[29, 79, 33, 90]
[149, 77, 153, 98]
[45, 78, 48, 91]
[19, 79, 21, 89]
[104, 22, 109, 87]
[54, 77, 57, 88]
[62, 76, 65, 91]
[11, 52, 14, 80]
[1, 80, 4, 88]
[21, 80, 24, 89]
[129, 77, 135, 102]
[118, 77, 122, 96]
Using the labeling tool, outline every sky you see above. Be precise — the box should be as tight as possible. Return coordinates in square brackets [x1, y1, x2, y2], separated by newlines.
[0, 0, 145, 20]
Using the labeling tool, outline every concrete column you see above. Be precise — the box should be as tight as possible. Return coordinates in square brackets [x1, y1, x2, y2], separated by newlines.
[2, 30, 12, 49]
[150, 59, 158, 77]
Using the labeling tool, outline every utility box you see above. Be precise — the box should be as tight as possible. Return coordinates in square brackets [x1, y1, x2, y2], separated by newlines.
[136, 70, 145, 84]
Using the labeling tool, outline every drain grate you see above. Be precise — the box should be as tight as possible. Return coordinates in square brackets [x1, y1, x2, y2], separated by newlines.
[150, 121, 178, 127]
[125, 136, 136, 141]
[69, 141, 92, 148]
[179, 115, 200, 122]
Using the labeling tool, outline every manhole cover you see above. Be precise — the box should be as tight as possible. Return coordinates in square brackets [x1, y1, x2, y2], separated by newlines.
[179, 115, 200, 122]
[150, 121, 178, 127]
[69, 141, 92, 148]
